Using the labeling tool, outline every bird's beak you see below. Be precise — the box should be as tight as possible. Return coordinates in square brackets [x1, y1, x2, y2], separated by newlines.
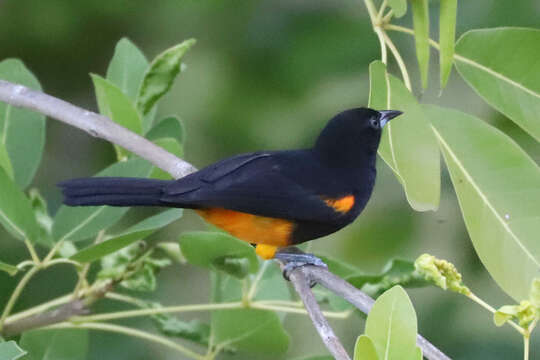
[379, 110, 403, 128]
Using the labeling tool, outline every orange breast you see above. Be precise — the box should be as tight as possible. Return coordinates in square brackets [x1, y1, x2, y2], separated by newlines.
[196, 208, 294, 247]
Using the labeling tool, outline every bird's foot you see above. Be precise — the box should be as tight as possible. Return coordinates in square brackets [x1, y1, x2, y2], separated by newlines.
[274, 247, 327, 286]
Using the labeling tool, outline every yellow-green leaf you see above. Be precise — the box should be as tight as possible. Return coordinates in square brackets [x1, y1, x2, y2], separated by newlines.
[354, 335, 379, 360]
[428, 105, 540, 301]
[411, 0, 430, 88]
[455, 28, 540, 141]
[439, 0, 457, 88]
[136, 39, 196, 116]
[388, 0, 407, 18]
[369, 61, 440, 211]
[91, 74, 143, 160]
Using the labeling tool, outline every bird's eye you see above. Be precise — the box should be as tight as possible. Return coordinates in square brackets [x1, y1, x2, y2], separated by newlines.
[369, 118, 379, 129]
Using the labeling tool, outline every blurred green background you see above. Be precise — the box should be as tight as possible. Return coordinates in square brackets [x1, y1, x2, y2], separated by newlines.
[1, 0, 539, 359]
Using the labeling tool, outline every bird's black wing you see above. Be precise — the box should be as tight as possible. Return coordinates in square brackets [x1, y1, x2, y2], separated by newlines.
[161, 151, 346, 222]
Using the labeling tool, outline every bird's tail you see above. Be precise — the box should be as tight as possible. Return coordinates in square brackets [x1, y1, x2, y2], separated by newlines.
[58, 177, 174, 207]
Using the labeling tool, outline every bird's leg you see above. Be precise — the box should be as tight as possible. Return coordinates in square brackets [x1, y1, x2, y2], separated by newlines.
[274, 247, 328, 284]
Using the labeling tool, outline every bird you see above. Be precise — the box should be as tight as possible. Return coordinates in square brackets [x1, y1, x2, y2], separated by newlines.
[59, 108, 402, 265]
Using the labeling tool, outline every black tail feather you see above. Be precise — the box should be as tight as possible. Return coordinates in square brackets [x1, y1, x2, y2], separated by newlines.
[59, 177, 173, 207]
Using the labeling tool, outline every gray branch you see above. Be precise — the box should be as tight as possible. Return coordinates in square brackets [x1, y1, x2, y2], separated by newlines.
[0, 79, 450, 360]
[0, 80, 196, 179]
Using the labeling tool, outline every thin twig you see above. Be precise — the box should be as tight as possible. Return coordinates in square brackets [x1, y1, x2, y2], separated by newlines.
[44, 322, 206, 360]
[284, 265, 352, 360]
[0, 80, 196, 179]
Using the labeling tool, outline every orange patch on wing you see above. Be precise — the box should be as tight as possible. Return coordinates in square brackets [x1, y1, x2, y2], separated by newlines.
[323, 195, 355, 214]
[196, 208, 294, 247]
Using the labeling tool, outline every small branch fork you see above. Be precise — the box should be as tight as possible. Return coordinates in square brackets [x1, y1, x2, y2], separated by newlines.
[0, 80, 450, 360]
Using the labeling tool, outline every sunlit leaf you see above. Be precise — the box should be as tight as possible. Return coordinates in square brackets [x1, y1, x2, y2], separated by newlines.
[455, 28, 540, 141]
[0, 341, 26, 360]
[19, 329, 88, 360]
[71, 209, 182, 263]
[365, 286, 418, 360]
[179, 231, 258, 277]
[439, 0, 457, 88]
[0, 59, 45, 189]
[0, 167, 39, 242]
[428, 105, 540, 301]
[106, 38, 149, 101]
[369, 61, 440, 211]
[91, 74, 143, 160]
[388, 0, 407, 18]
[411, 0, 430, 88]
[136, 39, 196, 116]
[53, 159, 152, 243]
[354, 335, 379, 360]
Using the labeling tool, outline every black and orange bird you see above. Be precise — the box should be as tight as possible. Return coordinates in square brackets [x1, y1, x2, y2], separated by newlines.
[59, 108, 402, 266]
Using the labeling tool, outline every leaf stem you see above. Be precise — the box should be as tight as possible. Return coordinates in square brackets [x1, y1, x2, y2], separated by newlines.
[24, 239, 40, 264]
[43, 239, 65, 263]
[381, 30, 412, 90]
[524, 333, 529, 360]
[246, 260, 270, 301]
[45, 322, 206, 360]
[0, 266, 40, 331]
[376, 0, 388, 24]
[467, 292, 526, 335]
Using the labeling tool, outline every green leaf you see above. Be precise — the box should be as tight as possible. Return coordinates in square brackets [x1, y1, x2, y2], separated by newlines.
[106, 38, 149, 101]
[411, 0, 430, 88]
[0, 167, 39, 242]
[388, 0, 407, 18]
[19, 329, 88, 360]
[347, 259, 429, 298]
[0, 341, 26, 360]
[147, 302, 210, 345]
[494, 301, 536, 328]
[365, 286, 418, 360]
[291, 357, 333, 360]
[439, 0, 457, 88]
[455, 28, 540, 141]
[428, 105, 540, 301]
[368, 61, 440, 211]
[53, 158, 152, 243]
[212, 309, 289, 354]
[149, 138, 183, 180]
[0, 261, 18, 276]
[354, 335, 379, 360]
[136, 39, 196, 116]
[0, 59, 45, 189]
[98, 242, 171, 292]
[179, 231, 258, 277]
[0, 142, 13, 180]
[28, 189, 54, 248]
[146, 116, 185, 144]
[71, 209, 182, 263]
[91, 74, 143, 160]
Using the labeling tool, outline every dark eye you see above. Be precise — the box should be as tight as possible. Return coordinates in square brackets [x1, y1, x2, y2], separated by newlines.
[369, 118, 379, 129]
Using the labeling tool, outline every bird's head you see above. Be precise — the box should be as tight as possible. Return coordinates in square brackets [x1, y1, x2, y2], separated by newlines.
[314, 107, 403, 167]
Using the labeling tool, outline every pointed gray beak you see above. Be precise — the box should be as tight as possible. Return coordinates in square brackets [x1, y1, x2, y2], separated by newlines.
[379, 110, 403, 128]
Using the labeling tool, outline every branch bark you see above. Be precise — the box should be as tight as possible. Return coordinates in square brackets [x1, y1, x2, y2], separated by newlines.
[0, 80, 451, 360]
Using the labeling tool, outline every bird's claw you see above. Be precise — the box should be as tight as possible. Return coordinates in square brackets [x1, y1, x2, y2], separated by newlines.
[274, 249, 327, 287]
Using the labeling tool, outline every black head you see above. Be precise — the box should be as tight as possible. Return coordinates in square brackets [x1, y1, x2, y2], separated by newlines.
[314, 107, 403, 168]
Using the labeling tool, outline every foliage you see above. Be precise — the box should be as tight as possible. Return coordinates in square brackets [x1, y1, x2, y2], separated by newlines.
[0, 1, 539, 359]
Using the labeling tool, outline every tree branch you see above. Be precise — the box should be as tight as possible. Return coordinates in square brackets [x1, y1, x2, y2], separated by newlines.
[0, 80, 450, 359]
[0, 80, 196, 179]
